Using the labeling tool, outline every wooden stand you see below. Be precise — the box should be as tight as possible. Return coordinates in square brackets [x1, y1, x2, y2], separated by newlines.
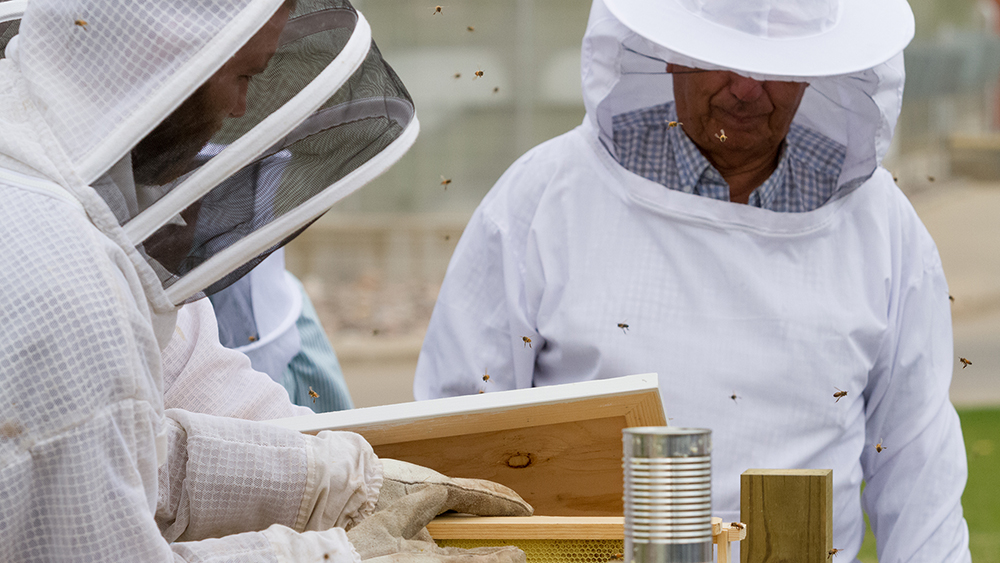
[712, 517, 747, 563]
[740, 469, 833, 563]
[429, 515, 746, 563]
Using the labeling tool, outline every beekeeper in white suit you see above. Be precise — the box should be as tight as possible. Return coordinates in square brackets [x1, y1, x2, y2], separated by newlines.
[0, 0, 532, 561]
[416, 0, 972, 560]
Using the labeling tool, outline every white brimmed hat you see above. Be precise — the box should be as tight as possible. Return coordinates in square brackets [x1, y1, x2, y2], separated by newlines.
[603, 0, 914, 77]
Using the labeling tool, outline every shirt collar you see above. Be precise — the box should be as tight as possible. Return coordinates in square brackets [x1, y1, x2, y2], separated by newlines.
[668, 112, 793, 208]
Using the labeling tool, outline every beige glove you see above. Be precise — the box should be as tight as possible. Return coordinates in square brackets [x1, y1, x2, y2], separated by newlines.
[348, 486, 527, 563]
[347, 460, 532, 562]
[375, 459, 533, 516]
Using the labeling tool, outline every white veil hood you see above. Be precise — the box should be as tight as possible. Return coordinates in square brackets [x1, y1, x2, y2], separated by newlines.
[580, 0, 907, 191]
[0, 0, 418, 307]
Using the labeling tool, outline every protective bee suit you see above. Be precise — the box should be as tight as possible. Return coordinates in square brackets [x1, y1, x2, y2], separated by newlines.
[0, 0, 532, 561]
[415, 0, 972, 561]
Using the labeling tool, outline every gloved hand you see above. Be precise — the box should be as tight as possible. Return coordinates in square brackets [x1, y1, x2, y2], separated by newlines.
[375, 459, 533, 516]
[348, 485, 527, 563]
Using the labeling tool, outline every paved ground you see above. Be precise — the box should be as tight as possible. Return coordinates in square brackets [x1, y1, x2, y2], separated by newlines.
[324, 178, 1000, 410]
[913, 179, 1000, 408]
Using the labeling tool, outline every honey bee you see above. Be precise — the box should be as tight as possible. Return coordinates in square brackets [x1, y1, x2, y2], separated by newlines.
[667, 121, 682, 128]
[248, 334, 258, 342]
[960, 357, 972, 369]
[833, 387, 848, 402]
[308, 387, 319, 403]
[617, 322, 629, 334]
[522, 336, 532, 348]
[478, 389, 485, 394]
[893, 176, 899, 183]
[731, 522, 745, 530]
[482, 369, 490, 383]
[875, 439, 886, 453]
[432, 5, 443, 15]
[610, 553, 624, 562]
[474, 66, 484, 80]
[715, 129, 727, 142]
[828, 548, 841, 558]
[440, 175, 452, 188]
[74, 18, 88, 30]
[730, 391, 740, 403]
[453, 72, 461, 79]
[467, 25, 475, 32]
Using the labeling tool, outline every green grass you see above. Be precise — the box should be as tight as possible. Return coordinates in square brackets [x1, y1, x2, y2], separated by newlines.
[858, 407, 1000, 562]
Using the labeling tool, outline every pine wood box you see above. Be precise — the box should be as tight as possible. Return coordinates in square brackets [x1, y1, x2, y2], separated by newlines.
[269, 374, 666, 561]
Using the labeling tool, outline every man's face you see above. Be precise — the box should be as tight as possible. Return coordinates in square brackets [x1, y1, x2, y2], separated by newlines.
[132, 6, 290, 186]
[668, 64, 808, 168]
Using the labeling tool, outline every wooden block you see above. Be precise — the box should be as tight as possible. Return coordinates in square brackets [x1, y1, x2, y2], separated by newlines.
[740, 469, 832, 563]
[267, 374, 666, 516]
[427, 515, 624, 540]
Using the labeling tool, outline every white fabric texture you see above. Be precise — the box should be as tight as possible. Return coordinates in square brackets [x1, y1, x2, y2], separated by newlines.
[163, 298, 314, 420]
[0, 0, 383, 561]
[414, 1, 971, 562]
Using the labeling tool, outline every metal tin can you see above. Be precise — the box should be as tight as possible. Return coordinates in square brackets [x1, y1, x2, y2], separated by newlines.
[623, 427, 713, 563]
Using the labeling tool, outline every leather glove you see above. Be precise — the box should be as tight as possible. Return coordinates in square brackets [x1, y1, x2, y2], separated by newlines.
[375, 459, 533, 516]
[348, 485, 527, 563]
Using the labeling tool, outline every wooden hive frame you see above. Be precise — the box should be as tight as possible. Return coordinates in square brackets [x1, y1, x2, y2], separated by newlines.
[268, 373, 667, 516]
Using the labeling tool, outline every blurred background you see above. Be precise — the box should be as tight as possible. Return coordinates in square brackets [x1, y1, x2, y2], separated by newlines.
[283, 1, 1000, 559]
[285, 0, 1000, 409]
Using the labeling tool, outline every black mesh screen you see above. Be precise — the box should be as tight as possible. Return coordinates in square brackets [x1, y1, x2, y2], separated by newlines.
[139, 0, 414, 300]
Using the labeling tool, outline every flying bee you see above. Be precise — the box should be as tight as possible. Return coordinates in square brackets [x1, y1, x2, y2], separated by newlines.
[667, 121, 682, 128]
[617, 322, 629, 334]
[467, 25, 475, 32]
[927, 175, 935, 182]
[74, 18, 89, 30]
[875, 439, 886, 453]
[730, 391, 740, 403]
[372, 328, 380, 336]
[833, 387, 848, 402]
[482, 369, 490, 383]
[453, 72, 461, 79]
[960, 357, 972, 369]
[949, 294, 955, 302]
[444, 234, 451, 241]
[493, 86, 500, 94]
[828, 548, 841, 558]
[522, 336, 532, 348]
[473, 66, 484, 80]
[715, 129, 727, 142]
[308, 387, 319, 403]
[432, 5, 444, 15]
[440, 175, 452, 188]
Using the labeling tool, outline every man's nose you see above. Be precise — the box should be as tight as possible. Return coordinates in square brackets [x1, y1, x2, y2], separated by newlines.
[230, 81, 249, 118]
[728, 73, 764, 102]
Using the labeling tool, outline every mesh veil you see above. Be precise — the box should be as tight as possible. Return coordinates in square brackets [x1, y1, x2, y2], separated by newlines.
[0, 0, 417, 307]
[131, 0, 417, 305]
[582, 0, 905, 195]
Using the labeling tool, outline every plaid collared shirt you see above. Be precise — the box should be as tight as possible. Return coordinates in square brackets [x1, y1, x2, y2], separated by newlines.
[612, 103, 846, 212]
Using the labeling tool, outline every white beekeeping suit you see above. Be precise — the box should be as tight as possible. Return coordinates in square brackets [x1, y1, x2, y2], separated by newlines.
[0, 0, 532, 561]
[416, 0, 972, 561]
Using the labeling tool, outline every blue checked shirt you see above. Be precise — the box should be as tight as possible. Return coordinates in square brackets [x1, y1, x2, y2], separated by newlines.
[612, 103, 846, 212]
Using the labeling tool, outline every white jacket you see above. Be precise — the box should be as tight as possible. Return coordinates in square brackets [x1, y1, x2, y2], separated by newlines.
[415, 1, 971, 561]
[0, 0, 380, 561]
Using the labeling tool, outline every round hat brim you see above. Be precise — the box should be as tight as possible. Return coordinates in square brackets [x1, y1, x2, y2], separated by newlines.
[603, 0, 914, 77]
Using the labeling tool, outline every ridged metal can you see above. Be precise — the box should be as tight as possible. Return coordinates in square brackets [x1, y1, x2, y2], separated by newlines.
[623, 427, 713, 563]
